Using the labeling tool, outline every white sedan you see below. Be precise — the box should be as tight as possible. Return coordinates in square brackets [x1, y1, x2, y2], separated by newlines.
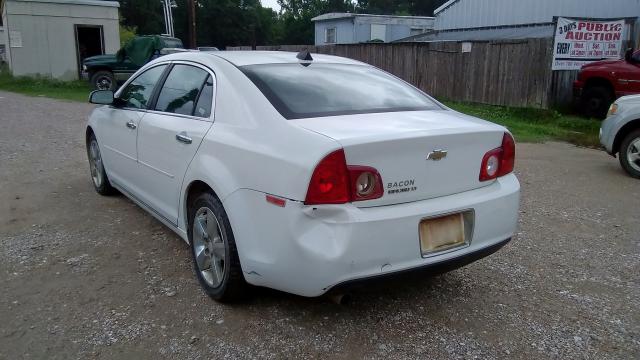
[86, 51, 520, 301]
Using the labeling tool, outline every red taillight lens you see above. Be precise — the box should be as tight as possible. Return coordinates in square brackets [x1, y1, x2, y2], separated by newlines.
[479, 133, 516, 181]
[304, 149, 351, 205]
[348, 166, 384, 201]
[498, 132, 515, 177]
[304, 150, 384, 205]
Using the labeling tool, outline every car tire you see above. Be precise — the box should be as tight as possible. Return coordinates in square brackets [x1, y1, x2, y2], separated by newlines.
[188, 191, 249, 302]
[581, 86, 613, 119]
[618, 129, 640, 179]
[91, 70, 116, 91]
[86, 133, 117, 195]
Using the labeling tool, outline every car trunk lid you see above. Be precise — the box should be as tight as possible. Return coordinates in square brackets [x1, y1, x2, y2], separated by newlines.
[294, 110, 507, 207]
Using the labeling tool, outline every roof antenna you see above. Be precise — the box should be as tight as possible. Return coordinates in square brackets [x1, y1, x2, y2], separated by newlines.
[296, 50, 313, 61]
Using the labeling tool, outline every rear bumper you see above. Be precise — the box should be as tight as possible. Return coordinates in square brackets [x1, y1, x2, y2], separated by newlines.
[328, 237, 511, 294]
[224, 174, 520, 297]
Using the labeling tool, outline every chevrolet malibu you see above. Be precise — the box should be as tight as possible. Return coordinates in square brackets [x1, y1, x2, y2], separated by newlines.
[86, 51, 520, 302]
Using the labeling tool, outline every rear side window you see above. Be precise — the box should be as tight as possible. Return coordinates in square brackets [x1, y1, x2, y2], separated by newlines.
[194, 75, 214, 118]
[155, 65, 209, 116]
[120, 65, 167, 109]
[241, 63, 440, 119]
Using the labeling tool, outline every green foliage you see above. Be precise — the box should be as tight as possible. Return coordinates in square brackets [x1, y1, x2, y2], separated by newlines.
[119, 24, 137, 47]
[355, 0, 445, 16]
[0, 68, 91, 102]
[443, 101, 602, 147]
[117, 0, 448, 48]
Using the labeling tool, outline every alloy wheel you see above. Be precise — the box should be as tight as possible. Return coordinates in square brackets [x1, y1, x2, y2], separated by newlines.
[192, 207, 226, 288]
[88, 140, 103, 188]
[627, 137, 640, 172]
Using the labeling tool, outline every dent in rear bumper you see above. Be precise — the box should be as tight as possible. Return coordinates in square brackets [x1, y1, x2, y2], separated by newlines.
[224, 174, 520, 297]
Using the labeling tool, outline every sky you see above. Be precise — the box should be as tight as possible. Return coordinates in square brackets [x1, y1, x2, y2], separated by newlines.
[261, 0, 281, 12]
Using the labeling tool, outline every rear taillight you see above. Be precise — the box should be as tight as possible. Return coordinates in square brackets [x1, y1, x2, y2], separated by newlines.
[479, 133, 515, 182]
[499, 132, 515, 176]
[304, 149, 383, 205]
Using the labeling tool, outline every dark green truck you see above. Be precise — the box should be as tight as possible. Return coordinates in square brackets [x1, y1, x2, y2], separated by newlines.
[82, 35, 183, 90]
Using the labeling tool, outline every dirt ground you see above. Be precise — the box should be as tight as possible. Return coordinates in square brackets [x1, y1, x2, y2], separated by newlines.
[0, 91, 638, 359]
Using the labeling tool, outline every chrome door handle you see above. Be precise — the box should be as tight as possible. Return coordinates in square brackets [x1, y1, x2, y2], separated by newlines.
[126, 121, 137, 130]
[175, 132, 192, 144]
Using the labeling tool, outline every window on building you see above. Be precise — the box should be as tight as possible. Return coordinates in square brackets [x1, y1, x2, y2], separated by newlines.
[370, 24, 386, 42]
[325, 28, 336, 44]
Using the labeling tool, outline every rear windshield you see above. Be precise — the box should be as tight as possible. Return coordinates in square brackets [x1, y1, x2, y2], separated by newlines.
[240, 63, 440, 119]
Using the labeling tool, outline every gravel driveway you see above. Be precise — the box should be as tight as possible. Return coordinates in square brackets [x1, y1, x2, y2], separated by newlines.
[0, 91, 638, 359]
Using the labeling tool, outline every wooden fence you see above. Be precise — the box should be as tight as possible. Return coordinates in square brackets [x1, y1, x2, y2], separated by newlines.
[228, 39, 575, 109]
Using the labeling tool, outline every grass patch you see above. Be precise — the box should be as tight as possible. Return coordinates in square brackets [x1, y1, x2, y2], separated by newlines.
[444, 101, 601, 147]
[0, 66, 92, 102]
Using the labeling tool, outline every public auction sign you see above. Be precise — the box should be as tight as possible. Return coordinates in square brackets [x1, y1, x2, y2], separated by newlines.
[552, 17, 625, 70]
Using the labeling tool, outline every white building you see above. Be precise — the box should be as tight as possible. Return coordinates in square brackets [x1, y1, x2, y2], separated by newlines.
[0, 24, 5, 62]
[399, 0, 640, 45]
[0, 0, 120, 80]
[312, 13, 435, 45]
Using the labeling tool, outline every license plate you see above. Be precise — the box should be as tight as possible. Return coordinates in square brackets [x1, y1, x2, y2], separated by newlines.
[419, 213, 467, 256]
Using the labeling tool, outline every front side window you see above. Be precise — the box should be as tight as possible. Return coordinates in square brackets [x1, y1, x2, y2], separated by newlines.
[241, 63, 440, 119]
[119, 65, 167, 109]
[155, 64, 209, 116]
[325, 28, 336, 44]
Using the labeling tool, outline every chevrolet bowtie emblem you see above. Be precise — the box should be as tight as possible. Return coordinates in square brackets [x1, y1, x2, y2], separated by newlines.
[426, 149, 448, 161]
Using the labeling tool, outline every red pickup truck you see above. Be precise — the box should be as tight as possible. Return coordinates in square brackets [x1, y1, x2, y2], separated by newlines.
[574, 49, 640, 118]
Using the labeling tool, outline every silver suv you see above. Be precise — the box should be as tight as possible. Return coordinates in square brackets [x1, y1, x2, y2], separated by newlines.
[601, 95, 640, 178]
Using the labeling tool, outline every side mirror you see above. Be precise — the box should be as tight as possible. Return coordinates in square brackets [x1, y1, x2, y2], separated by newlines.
[625, 48, 633, 62]
[89, 90, 114, 105]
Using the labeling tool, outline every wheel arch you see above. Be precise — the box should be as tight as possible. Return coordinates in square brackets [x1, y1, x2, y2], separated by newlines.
[613, 119, 640, 154]
[85, 126, 95, 146]
[583, 77, 615, 97]
[181, 178, 228, 240]
[88, 67, 113, 76]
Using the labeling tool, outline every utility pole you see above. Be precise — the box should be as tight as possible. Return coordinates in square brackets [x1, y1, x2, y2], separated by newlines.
[187, 0, 197, 49]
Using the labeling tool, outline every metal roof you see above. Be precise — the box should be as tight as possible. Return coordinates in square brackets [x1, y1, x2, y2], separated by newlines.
[433, 0, 640, 30]
[3, 0, 119, 7]
[311, 12, 434, 22]
[434, 0, 458, 15]
[396, 23, 555, 43]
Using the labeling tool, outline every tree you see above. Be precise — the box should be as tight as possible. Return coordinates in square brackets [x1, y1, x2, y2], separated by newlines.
[119, 0, 165, 35]
[117, 0, 448, 48]
[277, 0, 355, 44]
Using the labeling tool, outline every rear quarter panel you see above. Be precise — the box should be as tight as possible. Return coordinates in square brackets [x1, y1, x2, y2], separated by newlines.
[178, 57, 339, 231]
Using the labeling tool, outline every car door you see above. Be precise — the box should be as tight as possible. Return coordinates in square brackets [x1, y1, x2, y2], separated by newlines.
[133, 63, 215, 224]
[98, 64, 168, 192]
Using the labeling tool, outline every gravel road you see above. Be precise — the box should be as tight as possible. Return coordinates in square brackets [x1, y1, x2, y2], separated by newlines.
[0, 91, 638, 359]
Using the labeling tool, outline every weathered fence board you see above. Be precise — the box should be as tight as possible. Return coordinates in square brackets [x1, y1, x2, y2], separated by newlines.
[228, 39, 572, 109]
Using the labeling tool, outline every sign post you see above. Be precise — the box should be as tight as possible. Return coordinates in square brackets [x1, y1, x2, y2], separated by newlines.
[552, 17, 625, 70]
